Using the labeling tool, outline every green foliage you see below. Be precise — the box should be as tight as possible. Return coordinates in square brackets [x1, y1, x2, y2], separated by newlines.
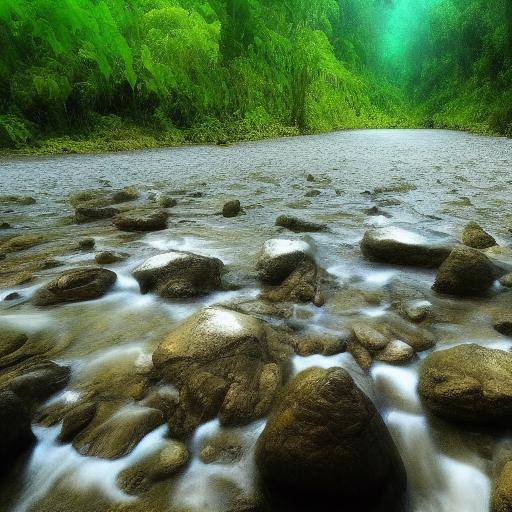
[2, 0, 512, 152]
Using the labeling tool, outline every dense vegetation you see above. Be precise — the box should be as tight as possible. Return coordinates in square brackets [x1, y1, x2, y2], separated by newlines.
[0, 0, 511, 152]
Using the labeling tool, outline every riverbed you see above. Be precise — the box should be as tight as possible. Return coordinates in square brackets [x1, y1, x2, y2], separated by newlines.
[1, 129, 512, 512]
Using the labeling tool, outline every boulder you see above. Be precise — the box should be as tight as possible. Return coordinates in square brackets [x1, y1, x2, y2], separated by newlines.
[111, 186, 139, 204]
[256, 239, 314, 284]
[158, 196, 178, 208]
[77, 238, 95, 250]
[361, 225, 457, 267]
[117, 440, 189, 494]
[132, 251, 224, 298]
[152, 307, 291, 436]
[462, 221, 496, 249]
[58, 402, 97, 443]
[376, 340, 415, 364]
[222, 200, 241, 218]
[352, 323, 389, 351]
[399, 300, 434, 323]
[32, 268, 117, 306]
[418, 344, 512, 426]
[275, 215, 326, 233]
[255, 367, 406, 511]
[0, 391, 35, 474]
[492, 461, 512, 512]
[94, 251, 126, 264]
[73, 405, 164, 459]
[6, 361, 71, 408]
[74, 206, 118, 223]
[113, 209, 168, 232]
[493, 314, 512, 337]
[432, 245, 497, 296]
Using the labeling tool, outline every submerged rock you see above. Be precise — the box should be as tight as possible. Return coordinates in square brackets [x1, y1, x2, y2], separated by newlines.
[462, 221, 496, 249]
[152, 307, 291, 436]
[275, 215, 326, 233]
[132, 251, 224, 298]
[0, 391, 35, 474]
[361, 225, 456, 267]
[94, 250, 127, 264]
[117, 440, 189, 494]
[112, 209, 168, 232]
[32, 268, 117, 306]
[0, 195, 36, 205]
[432, 245, 497, 296]
[73, 405, 164, 459]
[255, 367, 406, 511]
[256, 238, 314, 284]
[222, 199, 241, 218]
[74, 206, 118, 223]
[418, 344, 512, 426]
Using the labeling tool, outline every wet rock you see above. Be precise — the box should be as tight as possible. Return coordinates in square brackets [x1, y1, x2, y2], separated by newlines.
[296, 336, 346, 357]
[152, 307, 291, 436]
[0, 222, 11, 229]
[77, 238, 95, 250]
[255, 367, 406, 511]
[493, 314, 512, 336]
[133, 251, 224, 298]
[158, 196, 178, 208]
[222, 200, 241, 218]
[73, 405, 164, 459]
[256, 238, 314, 284]
[376, 340, 415, 364]
[361, 225, 457, 267]
[0, 252, 5, 260]
[485, 246, 512, 274]
[462, 221, 496, 249]
[400, 300, 434, 323]
[275, 215, 326, 233]
[94, 251, 126, 264]
[7, 361, 70, 408]
[112, 209, 168, 232]
[346, 340, 373, 372]
[4, 292, 22, 301]
[199, 430, 245, 465]
[0, 195, 36, 205]
[32, 267, 117, 306]
[304, 189, 321, 197]
[74, 206, 118, 223]
[379, 315, 435, 352]
[500, 273, 512, 288]
[352, 322, 389, 351]
[69, 189, 110, 209]
[0, 329, 27, 358]
[0, 233, 47, 253]
[364, 206, 390, 217]
[432, 245, 497, 296]
[0, 391, 35, 474]
[306, 173, 316, 182]
[419, 344, 512, 426]
[58, 402, 97, 443]
[111, 186, 139, 204]
[117, 440, 188, 494]
[492, 461, 512, 512]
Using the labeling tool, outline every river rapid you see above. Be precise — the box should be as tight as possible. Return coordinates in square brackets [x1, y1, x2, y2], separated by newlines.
[1, 129, 512, 512]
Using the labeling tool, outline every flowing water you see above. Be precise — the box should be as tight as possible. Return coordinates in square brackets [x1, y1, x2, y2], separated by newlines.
[1, 129, 512, 511]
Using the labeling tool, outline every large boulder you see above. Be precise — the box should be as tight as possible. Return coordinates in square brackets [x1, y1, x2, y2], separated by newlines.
[152, 307, 291, 436]
[112, 209, 168, 232]
[32, 268, 117, 306]
[275, 215, 326, 233]
[132, 251, 224, 298]
[361, 225, 457, 267]
[462, 221, 496, 249]
[0, 391, 35, 474]
[418, 344, 512, 426]
[432, 245, 497, 296]
[255, 367, 406, 511]
[256, 239, 314, 284]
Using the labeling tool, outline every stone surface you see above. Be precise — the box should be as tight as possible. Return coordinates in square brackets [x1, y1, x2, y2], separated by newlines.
[222, 200, 241, 218]
[419, 344, 512, 426]
[462, 221, 496, 249]
[132, 251, 224, 298]
[500, 273, 512, 288]
[77, 238, 95, 250]
[152, 307, 291, 436]
[74, 206, 118, 223]
[58, 402, 97, 443]
[94, 251, 126, 264]
[256, 238, 314, 284]
[111, 186, 139, 204]
[275, 215, 326, 233]
[352, 323, 389, 351]
[432, 245, 497, 296]
[112, 209, 168, 232]
[492, 461, 512, 512]
[255, 367, 406, 511]
[361, 225, 457, 267]
[0, 391, 35, 474]
[376, 340, 415, 364]
[33, 268, 117, 306]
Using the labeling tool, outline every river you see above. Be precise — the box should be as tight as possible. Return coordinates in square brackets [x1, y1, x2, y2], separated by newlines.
[1, 129, 512, 511]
